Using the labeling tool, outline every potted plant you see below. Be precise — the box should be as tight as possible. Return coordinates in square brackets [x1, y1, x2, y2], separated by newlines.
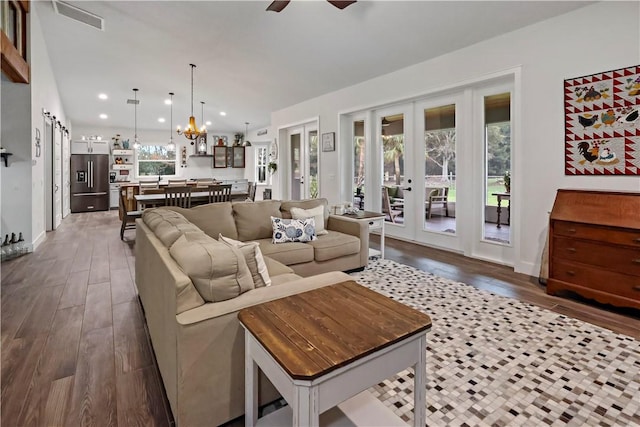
[268, 161, 278, 174]
[503, 170, 511, 193]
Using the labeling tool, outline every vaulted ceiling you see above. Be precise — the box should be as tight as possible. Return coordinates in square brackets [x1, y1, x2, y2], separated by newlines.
[37, 1, 592, 134]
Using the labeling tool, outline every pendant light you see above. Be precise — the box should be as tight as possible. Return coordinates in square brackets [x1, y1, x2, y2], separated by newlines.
[132, 88, 140, 149]
[197, 101, 207, 154]
[176, 64, 200, 141]
[167, 92, 175, 151]
[244, 122, 252, 147]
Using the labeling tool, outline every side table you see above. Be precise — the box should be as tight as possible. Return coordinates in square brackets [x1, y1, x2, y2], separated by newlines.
[333, 211, 386, 259]
[239, 281, 432, 427]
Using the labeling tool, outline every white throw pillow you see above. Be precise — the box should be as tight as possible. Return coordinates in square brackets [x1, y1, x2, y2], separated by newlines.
[218, 234, 271, 287]
[271, 217, 317, 243]
[290, 205, 328, 235]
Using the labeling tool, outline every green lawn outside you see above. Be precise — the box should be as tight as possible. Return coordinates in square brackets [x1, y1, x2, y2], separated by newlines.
[434, 177, 506, 206]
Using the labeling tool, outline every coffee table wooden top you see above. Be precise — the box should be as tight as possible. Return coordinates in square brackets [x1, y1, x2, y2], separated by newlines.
[238, 280, 432, 380]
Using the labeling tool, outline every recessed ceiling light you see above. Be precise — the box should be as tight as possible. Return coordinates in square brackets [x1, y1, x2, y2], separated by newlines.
[205, 121, 212, 126]
[158, 117, 166, 123]
[99, 113, 108, 119]
[219, 111, 227, 116]
[98, 93, 108, 100]
[164, 99, 172, 105]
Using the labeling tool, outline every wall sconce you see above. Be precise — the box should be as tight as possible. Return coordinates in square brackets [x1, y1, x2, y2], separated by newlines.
[34, 127, 41, 158]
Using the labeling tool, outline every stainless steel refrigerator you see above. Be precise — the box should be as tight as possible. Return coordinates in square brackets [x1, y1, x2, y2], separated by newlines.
[71, 154, 110, 213]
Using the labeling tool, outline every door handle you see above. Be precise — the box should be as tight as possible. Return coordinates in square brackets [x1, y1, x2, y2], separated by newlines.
[402, 187, 412, 192]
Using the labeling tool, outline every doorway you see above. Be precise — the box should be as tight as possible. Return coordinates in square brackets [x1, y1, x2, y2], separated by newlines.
[44, 118, 62, 231]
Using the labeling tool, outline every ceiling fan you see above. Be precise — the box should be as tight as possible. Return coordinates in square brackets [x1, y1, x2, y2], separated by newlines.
[267, 0, 357, 12]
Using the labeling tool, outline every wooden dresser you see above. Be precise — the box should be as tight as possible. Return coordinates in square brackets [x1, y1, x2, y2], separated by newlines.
[547, 189, 640, 309]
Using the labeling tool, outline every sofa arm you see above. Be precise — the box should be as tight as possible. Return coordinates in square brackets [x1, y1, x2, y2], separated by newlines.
[327, 215, 369, 268]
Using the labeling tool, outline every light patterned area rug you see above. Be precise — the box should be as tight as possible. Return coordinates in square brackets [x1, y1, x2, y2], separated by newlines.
[350, 259, 640, 427]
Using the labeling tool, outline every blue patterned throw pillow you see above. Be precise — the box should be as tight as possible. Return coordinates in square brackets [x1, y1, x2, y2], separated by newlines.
[271, 216, 317, 243]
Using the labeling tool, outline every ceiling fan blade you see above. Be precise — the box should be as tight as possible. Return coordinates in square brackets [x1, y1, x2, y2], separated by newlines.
[266, 1, 290, 12]
[327, 0, 357, 10]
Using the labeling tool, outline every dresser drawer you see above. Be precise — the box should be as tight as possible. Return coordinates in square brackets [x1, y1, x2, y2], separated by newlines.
[551, 259, 640, 300]
[552, 236, 640, 276]
[553, 221, 640, 248]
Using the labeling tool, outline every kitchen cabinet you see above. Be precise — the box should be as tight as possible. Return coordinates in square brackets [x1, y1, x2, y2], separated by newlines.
[547, 189, 640, 309]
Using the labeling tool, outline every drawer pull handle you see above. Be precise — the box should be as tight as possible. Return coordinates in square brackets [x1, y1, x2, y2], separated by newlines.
[633, 286, 640, 292]
[369, 221, 374, 225]
[634, 238, 640, 244]
[633, 259, 640, 264]
[567, 228, 577, 233]
[566, 248, 576, 253]
[566, 270, 575, 276]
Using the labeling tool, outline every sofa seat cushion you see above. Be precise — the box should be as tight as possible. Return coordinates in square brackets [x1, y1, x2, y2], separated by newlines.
[169, 232, 254, 302]
[233, 200, 282, 241]
[263, 256, 295, 277]
[256, 238, 314, 266]
[163, 203, 239, 240]
[142, 208, 203, 247]
[308, 231, 360, 262]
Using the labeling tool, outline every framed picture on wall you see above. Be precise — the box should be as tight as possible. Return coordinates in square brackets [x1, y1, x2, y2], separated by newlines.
[322, 132, 335, 152]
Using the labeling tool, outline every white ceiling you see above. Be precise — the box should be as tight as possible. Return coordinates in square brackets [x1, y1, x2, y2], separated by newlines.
[36, 1, 592, 134]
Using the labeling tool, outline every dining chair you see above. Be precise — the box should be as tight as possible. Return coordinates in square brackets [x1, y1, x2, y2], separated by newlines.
[207, 184, 232, 203]
[382, 186, 403, 223]
[247, 181, 256, 201]
[425, 187, 449, 219]
[167, 179, 187, 187]
[164, 186, 192, 208]
[120, 188, 143, 240]
[196, 178, 215, 188]
[139, 179, 160, 193]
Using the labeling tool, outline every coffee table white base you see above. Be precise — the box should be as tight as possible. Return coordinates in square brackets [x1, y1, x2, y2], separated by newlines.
[244, 329, 426, 427]
[256, 390, 403, 427]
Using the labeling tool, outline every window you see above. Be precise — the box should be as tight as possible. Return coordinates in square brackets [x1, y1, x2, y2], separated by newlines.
[255, 146, 268, 184]
[136, 145, 177, 177]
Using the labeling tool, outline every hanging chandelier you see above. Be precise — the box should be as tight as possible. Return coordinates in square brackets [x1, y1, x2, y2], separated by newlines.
[132, 88, 140, 149]
[167, 92, 175, 151]
[176, 64, 203, 141]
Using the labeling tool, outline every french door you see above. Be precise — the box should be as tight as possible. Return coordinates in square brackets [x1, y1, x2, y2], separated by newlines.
[364, 79, 514, 265]
[375, 105, 416, 240]
[287, 122, 318, 200]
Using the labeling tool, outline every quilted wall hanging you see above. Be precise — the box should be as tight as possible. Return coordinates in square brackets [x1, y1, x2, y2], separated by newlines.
[564, 65, 640, 175]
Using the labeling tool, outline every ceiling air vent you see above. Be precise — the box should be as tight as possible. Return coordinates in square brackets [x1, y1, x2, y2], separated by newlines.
[52, 1, 104, 31]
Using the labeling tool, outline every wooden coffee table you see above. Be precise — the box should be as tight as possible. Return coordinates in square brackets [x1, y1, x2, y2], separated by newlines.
[239, 280, 432, 427]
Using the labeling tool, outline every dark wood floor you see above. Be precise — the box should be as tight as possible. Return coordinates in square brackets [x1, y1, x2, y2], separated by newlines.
[1, 210, 638, 427]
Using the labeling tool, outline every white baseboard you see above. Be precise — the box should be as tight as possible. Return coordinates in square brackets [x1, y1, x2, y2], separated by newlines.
[32, 231, 47, 251]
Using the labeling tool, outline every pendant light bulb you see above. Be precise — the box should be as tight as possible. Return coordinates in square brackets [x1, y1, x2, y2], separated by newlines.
[132, 88, 141, 150]
[167, 92, 175, 151]
[244, 122, 251, 147]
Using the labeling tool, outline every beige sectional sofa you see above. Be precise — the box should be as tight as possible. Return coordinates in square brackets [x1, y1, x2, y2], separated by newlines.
[135, 198, 368, 426]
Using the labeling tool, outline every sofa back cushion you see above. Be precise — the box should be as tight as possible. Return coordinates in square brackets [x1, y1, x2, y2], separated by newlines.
[280, 198, 329, 229]
[233, 200, 282, 241]
[142, 208, 203, 247]
[163, 203, 239, 240]
[169, 232, 254, 302]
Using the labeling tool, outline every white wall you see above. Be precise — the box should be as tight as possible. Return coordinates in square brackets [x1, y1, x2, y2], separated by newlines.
[270, 2, 640, 275]
[30, 5, 68, 248]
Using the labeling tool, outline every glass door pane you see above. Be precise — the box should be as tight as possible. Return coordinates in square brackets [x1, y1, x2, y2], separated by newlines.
[483, 92, 511, 244]
[308, 129, 318, 198]
[290, 133, 301, 200]
[353, 120, 365, 209]
[381, 114, 405, 224]
[424, 104, 456, 233]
